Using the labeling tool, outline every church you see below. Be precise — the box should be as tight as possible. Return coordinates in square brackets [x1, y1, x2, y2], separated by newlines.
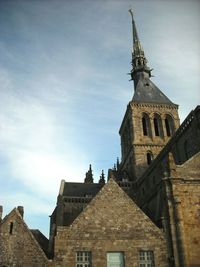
[0, 10, 200, 267]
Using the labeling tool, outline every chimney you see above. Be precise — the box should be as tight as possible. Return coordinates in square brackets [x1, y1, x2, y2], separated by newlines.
[17, 206, 24, 218]
[0, 206, 3, 221]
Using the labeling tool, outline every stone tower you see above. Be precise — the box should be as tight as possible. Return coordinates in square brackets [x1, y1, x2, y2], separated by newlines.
[119, 10, 180, 180]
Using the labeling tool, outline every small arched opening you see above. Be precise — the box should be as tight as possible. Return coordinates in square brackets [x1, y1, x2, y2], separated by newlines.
[147, 151, 154, 165]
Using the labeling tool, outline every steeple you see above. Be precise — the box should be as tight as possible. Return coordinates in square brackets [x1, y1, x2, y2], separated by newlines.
[116, 10, 180, 181]
[128, 9, 175, 105]
[128, 9, 152, 88]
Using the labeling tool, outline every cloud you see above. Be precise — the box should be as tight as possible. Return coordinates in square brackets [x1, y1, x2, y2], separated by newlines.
[0, 0, 199, 235]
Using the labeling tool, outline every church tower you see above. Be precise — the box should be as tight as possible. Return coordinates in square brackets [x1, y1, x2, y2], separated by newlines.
[119, 10, 180, 180]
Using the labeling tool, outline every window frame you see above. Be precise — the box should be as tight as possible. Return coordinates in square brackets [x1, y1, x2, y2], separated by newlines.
[139, 250, 155, 267]
[107, 252, 125, 267]
[76, 251, 92, 267]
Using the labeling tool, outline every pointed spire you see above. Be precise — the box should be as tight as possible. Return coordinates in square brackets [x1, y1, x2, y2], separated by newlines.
[84, 164, 94, 183]
[128, 9, 152, 87]
[99, 170, 105, 184]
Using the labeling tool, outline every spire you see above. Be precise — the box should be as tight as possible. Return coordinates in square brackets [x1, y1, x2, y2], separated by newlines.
[99, 170, 105, 184]
[128, 9, 152, 88]
[84, 164, 94, 183]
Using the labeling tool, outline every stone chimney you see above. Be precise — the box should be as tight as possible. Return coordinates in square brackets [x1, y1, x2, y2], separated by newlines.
[17, 206, 24, 218]
[0, 205, 3, 221]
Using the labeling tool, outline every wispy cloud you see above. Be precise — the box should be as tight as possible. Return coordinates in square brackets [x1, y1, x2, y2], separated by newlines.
[0, 0, 199, 236]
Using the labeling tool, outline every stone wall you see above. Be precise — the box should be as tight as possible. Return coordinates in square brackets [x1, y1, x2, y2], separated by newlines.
[169, 152, 200, 267]
[54, 179, 168, 267]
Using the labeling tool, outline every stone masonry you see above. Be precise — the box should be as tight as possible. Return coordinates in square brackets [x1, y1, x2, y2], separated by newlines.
[54, 178, 168, 267]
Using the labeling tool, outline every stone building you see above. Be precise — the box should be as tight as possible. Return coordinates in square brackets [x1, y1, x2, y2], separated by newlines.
[0, 206, 50, 267]
[0, 10, 200, 267]
[54, 178, 168, 267]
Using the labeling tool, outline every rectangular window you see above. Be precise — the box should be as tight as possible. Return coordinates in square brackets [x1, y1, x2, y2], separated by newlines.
[139, 250, 154, 267]
[107, 252, 124, 267]
[76, 251, 91, 267]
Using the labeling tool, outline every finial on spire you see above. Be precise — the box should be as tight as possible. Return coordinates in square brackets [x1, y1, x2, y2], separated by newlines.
[128, 9, 139, 47]
[128, 8, 152, 85]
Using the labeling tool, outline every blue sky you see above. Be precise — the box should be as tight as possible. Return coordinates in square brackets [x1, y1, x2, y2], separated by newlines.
[0, 0, 199, 237]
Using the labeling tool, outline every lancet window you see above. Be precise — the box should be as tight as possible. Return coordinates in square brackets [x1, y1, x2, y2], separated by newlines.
[153, 114, 163, 137]
[165, 114, 175, 136]
[142, 113, 151, 137]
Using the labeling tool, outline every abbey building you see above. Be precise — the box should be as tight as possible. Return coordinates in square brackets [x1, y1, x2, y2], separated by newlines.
[0, 10, 200, 267]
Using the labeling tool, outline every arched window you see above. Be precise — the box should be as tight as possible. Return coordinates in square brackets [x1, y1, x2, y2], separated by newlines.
[142, 113, 151, 137]
[165, 115, 175, 137]
[147, 152, 153, 165]
[154, 118, 159, 136]
[153, 114, 163, 137]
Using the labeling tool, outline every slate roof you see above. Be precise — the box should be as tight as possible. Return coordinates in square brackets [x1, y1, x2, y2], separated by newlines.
[62, 182, 104, 198]
[133, 77, 176, 105]
[30, 229, 49, 258]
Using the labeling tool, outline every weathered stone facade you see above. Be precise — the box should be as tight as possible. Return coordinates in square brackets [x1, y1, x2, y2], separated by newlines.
[54, 179, 168, 267]
[0, 207, 50, 267]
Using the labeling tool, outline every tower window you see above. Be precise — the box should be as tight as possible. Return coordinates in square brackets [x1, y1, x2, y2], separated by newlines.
[9, 222, 13, 234]
[147, 152, 153, 165]
[142, 117, 148, 136]
[142, 113, 151, 137]
[153, 114, 163, 137]
[165, 115, 175, 137]
[165, 118, 171, 136]
[154, 118, 159, 136]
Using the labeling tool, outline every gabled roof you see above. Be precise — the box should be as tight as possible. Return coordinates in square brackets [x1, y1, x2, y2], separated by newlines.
[30, 229, 49, 257]
[66, 178, 164, 240]
[0, 207, 49, 260]
[133, 77, 176, 105]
